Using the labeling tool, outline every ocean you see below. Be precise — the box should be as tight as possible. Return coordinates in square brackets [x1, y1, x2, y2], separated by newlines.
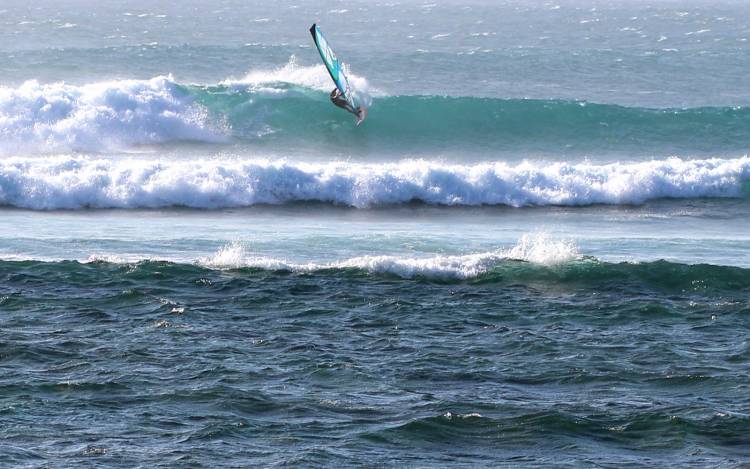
[1, 0, 750, 466]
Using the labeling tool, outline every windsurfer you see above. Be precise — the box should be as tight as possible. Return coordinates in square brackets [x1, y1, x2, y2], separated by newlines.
[330, 88, 353, 112]
[330, 88, 366, 123]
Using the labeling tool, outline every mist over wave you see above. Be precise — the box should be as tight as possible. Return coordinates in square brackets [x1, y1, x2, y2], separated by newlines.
[1, 155, 748, 210]
[222, 57, 374, 101]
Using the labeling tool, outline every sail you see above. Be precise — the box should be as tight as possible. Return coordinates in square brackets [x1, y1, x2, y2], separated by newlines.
[309, 24, 359, 111]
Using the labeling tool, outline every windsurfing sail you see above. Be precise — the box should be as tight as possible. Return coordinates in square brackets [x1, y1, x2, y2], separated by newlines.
[309, 23, 360, 114]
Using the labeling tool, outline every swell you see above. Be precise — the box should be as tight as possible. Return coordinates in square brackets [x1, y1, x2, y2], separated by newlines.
[2, 64, 750, 154]
[2, 256, 749, 294]
[365, 411, 750, 450]
[196, 88, 750, 153]
[201, 251, 750, 293]
[0, 155, 748, 209]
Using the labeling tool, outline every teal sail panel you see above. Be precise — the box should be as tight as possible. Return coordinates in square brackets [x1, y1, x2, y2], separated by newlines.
[309, 24, 358, 111]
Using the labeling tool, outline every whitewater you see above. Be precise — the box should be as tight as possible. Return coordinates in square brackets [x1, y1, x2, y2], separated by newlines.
[1, 155, 749, 209]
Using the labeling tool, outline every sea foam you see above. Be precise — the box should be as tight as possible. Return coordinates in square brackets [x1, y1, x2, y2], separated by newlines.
[0, 76, 222, 154]
[0, 156, 748, 210]
[223, 56, 334, 92]
[199, 234, 580, 279]
[224, 56, 375, 104]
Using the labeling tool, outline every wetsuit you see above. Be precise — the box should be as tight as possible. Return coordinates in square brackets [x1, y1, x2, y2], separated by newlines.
[330, 88, 366, 124]
[330, 88, 357, 114]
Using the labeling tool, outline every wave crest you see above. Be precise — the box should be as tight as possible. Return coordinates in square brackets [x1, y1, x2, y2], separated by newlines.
[0, 77, 223, 153]
[204, 76, 750, 153]
[4, 248, 750, 292]
[199, 235, 580, 279]
[0, 156, 748, 210]
[2, 65, 749, 154]
[222, 56, 372, 94]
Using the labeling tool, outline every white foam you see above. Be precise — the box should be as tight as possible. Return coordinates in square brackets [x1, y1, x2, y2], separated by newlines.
[198, 235, 580, 279]
[223, 56, 376, 102]
[2, 234, 580, 279]
[0, 76, 223, 154]
[506, 233, 580, 265]
[223, 56, 334, 91]
[0, 60, 374, 155]
[86, 253, 127, 264]
[0, 156, 748, 210]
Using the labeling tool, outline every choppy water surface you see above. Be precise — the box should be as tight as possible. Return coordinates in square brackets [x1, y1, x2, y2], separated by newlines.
[2, 0, 750, 466]
[3, 259, 750, 466]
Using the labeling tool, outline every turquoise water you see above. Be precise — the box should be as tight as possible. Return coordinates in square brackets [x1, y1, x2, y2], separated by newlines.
[2, 0, 750, 466]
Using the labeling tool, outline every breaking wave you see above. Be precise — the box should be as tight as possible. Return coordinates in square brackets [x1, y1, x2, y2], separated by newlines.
[3, 245, 750, 293]
[2, 59, 750, 154]
[0, 76, 224, 154]
[198, 234, 580, 279]
[0, 155, 748, 210]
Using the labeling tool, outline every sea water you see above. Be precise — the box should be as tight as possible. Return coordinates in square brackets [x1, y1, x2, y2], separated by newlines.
[1, 0, 750, 466]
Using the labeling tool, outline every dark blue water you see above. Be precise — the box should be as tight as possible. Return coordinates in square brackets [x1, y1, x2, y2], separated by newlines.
[2, 260, 749, 466]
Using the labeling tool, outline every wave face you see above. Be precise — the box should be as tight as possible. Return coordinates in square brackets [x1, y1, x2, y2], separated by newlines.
[3, 255, 750, 294]
[215, 91, 750, 153]
[142, 81, 750, 153]
[194, 241, 750, 293]
[2, 61, 750, 154]
[1, 155, 748, 210]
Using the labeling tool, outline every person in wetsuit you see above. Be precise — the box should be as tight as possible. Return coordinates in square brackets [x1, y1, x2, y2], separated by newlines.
[330, 88, 368, 124]
[330, 88, 357, 114]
